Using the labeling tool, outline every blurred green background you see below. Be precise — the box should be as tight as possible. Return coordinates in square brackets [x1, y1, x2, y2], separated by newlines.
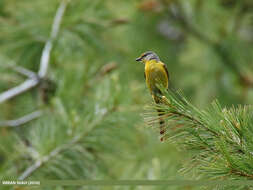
[0, 0, 253, 189]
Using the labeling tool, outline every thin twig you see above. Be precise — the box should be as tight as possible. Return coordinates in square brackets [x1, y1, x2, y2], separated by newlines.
[18, 109, 110, 180]
[12, 66, 37, 79]
[18, 143, 68, 180]
[0, 0, 68, 104]
[231, 169, 253, 179]
[38, 0, 68, 78]
[18, 134, 82, 180]
[0, 78, 39, 103]
[18, 159, 42, 181]
[0, 111, 42, 127]
[2, 63, 37, 78]
[0, 62, 38, 103]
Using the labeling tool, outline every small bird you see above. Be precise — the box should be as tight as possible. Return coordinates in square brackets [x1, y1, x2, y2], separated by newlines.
[136, 51, 169, 141]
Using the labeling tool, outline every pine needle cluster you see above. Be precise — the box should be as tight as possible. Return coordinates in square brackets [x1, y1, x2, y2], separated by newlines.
[145, 88, 253, 181]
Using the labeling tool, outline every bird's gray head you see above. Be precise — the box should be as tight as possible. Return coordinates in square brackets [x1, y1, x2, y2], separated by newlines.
[135, 51, 160, 63]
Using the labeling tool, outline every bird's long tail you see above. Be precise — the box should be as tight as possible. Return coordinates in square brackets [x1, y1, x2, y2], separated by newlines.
[157, 108, 165, 141]
[153, 95, 166, 141]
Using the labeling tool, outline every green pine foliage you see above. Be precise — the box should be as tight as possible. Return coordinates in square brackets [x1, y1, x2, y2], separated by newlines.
[0, 0, 253, 190]
[146, 88, 253, 181]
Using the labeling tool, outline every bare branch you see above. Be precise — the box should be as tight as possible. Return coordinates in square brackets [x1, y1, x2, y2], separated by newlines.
[12, 66, 37, 79]
[0, 78, 39, 103]
[18, 140, 72, 180]
[0, 110, 42, 127]
[18, 159, 42, 181]
[2, 63, 37, 78]
[0, 0, 68, 104]
[38, 0, 68, 78]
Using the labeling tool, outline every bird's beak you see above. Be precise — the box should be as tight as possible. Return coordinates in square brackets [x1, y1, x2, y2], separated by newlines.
[135, 56, 142, 62]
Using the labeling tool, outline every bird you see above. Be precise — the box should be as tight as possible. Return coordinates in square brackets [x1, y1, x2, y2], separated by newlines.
[136, 51, 169, 141]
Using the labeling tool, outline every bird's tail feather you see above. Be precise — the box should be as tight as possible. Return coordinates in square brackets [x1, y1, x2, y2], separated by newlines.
[153, 94, 167, 142]
[157, 108, 165, 142]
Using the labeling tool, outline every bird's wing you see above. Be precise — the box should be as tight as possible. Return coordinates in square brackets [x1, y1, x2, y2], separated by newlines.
[161, 62, 169, 88]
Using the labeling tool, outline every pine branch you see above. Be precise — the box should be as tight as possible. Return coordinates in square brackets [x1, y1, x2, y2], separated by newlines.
[38, 0, 69, 78]
[2, 62, 37, 79]
[0, 0, 69, 104]
[145, 88, 253, 179]
[0, 111, 42, 127]
[18, 109, 110, 180]
[0, 78, 39, 103]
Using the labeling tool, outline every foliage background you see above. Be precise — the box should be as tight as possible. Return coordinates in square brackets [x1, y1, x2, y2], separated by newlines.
[0, 0, 253, 189]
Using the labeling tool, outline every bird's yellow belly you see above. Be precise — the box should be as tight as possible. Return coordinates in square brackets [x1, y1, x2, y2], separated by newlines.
[145, 66, 167, 95]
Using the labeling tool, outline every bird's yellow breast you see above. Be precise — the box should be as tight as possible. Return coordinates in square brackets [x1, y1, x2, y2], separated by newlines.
[144, 60, 168, 95]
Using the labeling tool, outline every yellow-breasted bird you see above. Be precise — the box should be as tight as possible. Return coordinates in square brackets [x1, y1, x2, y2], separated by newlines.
[136, 51, 169, 141]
